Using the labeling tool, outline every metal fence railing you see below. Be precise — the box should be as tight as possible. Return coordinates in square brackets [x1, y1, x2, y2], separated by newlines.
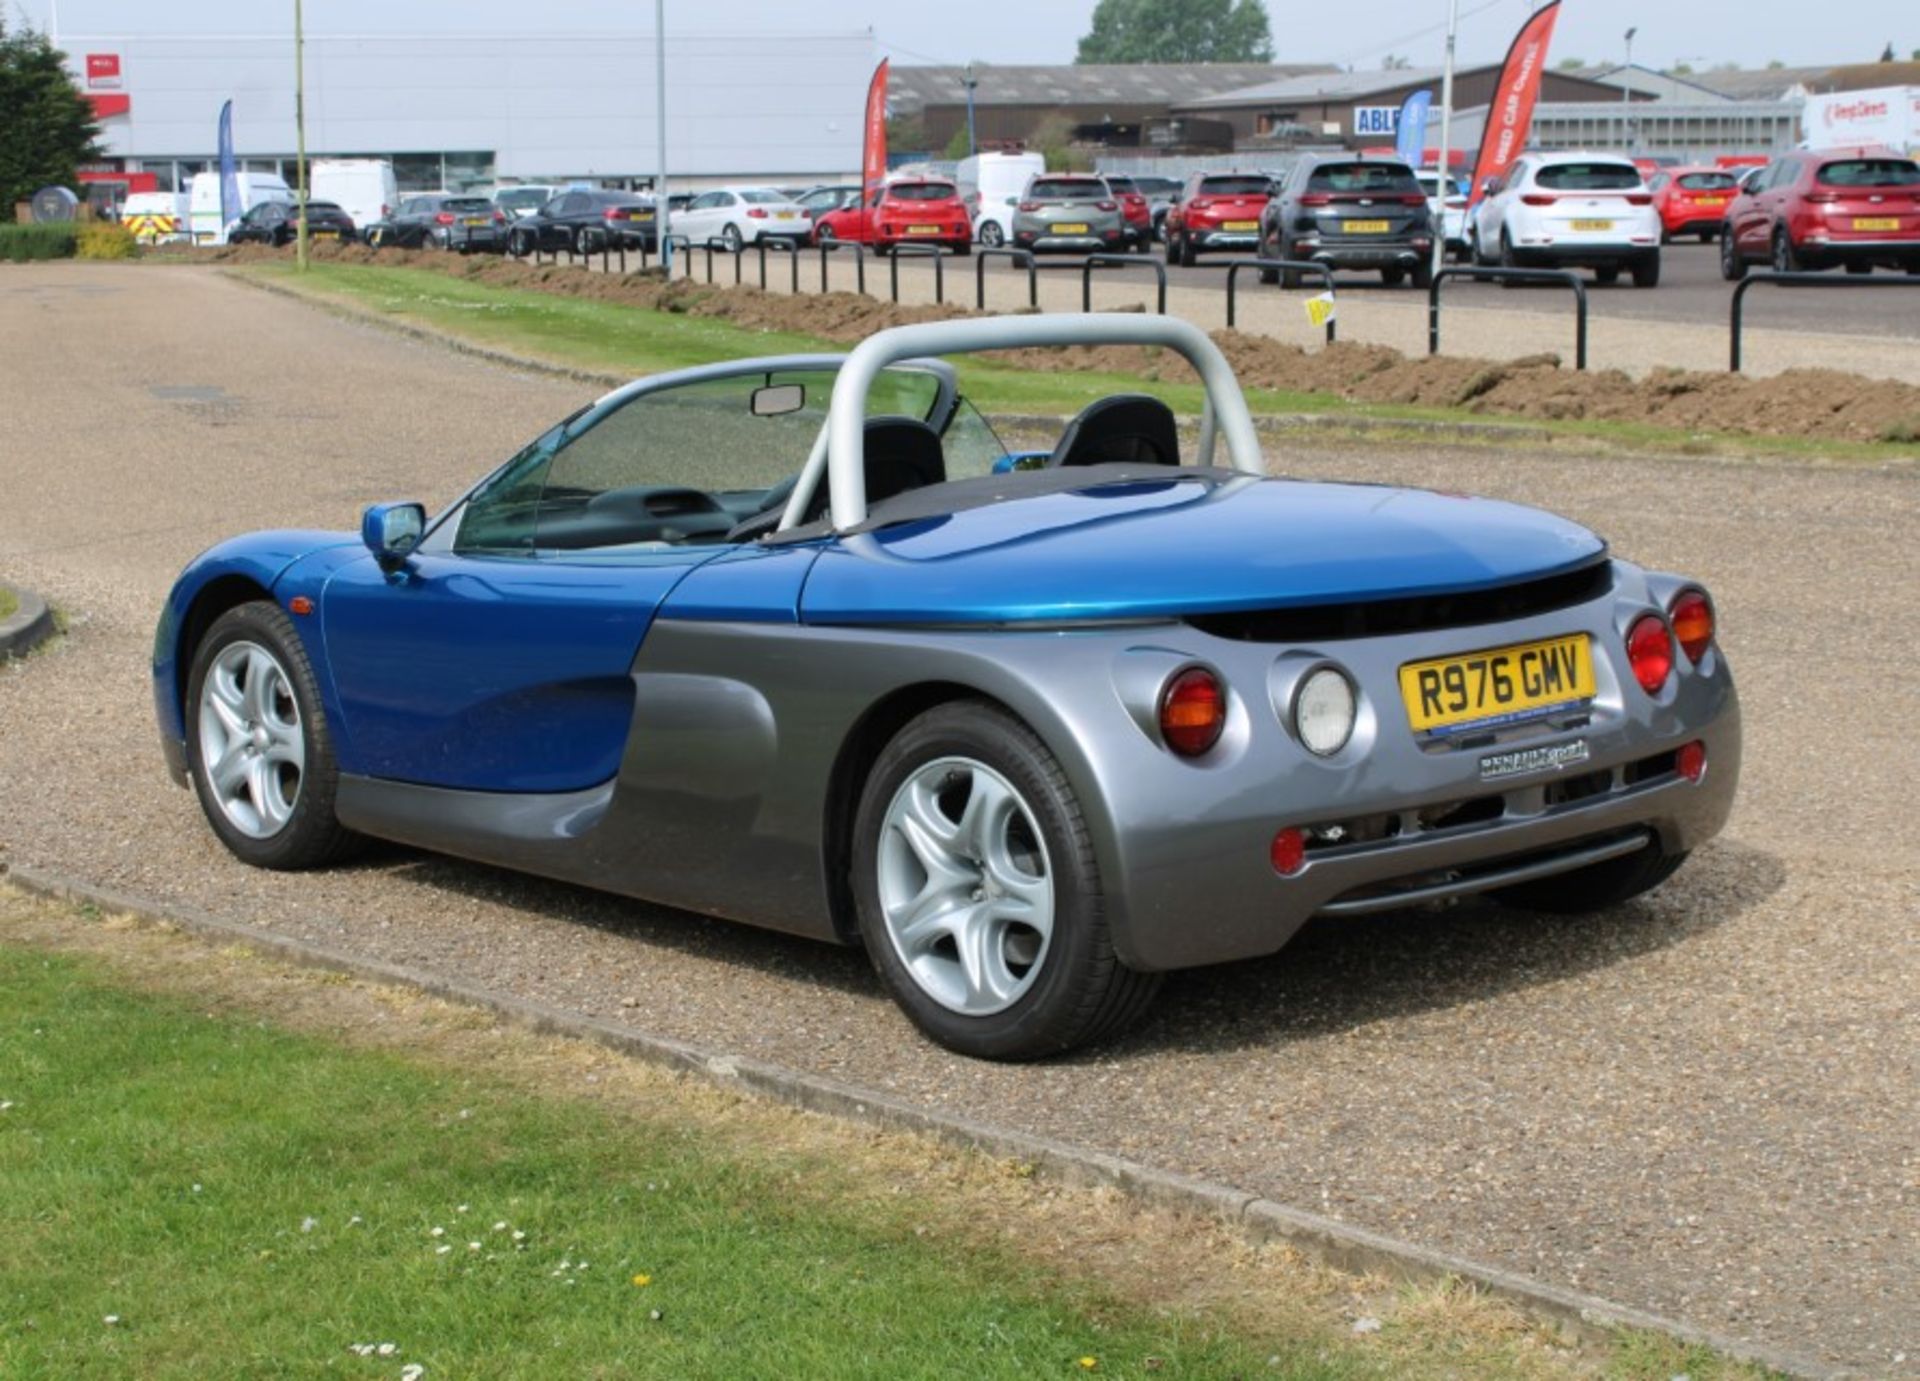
[887, 243, 947, 305]
[1429, 267, 1589, 371]
[974, 247, 1038, 311]
[1729, 271, 1920, 372]
[1080, 253, 1167, 315]
[1223, 259, 1337, 342]
[817, 240, 867, 296]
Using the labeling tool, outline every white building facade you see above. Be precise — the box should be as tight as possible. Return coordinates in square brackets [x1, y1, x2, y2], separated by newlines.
[27, 1, 874, 193]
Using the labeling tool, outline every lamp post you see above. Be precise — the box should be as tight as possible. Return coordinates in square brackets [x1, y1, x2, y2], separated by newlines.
[656, 0, 670, 273]
[963, 61, 978, 157]
[1430, 0, 1459, 279]
[1621, 27, 1636, 152]
[294, 0, 308, 270]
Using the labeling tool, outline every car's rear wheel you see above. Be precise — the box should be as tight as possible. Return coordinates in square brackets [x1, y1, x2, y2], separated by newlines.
[1411, 257, 1434, 290]
[1176, 234, 1196, 269]
[1719, 228, 1747, 281]
[1594, 265, 1621, 285]
[1845, 261, 1872, 276]
[1381, 266, 1406, 286]
[186, 602, 356, 870]
[721, 223, 743, 253]
[508, 229, 532, 258]
[978, 220, 1004, 249]
[1495, 841, 1689, 915]
[1630, 252, 1661, 288]
[1771, 225, 1800, 273]
[852, 701, 1160, 1060]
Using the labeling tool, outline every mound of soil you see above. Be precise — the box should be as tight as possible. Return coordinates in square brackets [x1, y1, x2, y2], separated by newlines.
[158, 241, 1920, 446]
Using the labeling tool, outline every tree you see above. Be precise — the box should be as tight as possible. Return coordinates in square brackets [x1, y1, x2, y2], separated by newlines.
[1880, 42, 1896, 62]
[0, 18, 102, 215]
[1557, 57, 1586, 70]
[942, 125, 972, 161]
[1076, 0, 1273, 65]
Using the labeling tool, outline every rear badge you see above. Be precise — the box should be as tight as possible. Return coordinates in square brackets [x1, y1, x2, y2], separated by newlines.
[1480, 739, 1589, 781]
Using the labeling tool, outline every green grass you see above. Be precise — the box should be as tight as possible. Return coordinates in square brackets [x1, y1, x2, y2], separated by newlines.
[0, 585, 18, 622]
[0, 941, 1373, 1379]
[241, 261, 1918, 465]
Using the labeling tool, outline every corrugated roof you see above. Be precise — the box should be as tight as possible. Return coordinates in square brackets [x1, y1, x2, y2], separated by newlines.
[1176, 66, 1456, 108]
[887, 63, 1335, 115]
[1684, 66, 1834, 100]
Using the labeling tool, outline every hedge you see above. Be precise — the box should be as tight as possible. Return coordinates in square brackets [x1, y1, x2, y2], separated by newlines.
[0, 224, 78, 261]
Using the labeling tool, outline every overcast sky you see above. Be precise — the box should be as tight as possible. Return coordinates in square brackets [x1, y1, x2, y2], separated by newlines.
[9, 0, 1912, 73]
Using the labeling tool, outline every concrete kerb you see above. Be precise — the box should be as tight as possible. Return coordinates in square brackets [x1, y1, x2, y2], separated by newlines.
[1, 861, 1833, 1379]
[0, 583, 55, 659]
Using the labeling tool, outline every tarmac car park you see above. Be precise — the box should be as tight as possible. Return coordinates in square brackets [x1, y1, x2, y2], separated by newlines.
[151, 312, 1738, 1062]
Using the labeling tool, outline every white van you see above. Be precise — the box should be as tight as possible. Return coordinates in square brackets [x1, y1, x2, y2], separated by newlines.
[957, 151, 1047, 245]
[189, 171, 294, 245]
[122, 191, 191, 243]
[311, 159, 397, 237]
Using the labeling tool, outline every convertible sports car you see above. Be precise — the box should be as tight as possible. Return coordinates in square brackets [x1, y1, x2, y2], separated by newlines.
[153, 314, 1740, 1060]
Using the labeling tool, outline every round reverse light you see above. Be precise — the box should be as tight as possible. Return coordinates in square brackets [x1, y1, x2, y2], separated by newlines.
[1159, 666, 1225, 757]
[1293, 667, 1356, 757]
[1625, 615, 1674, 695]
[1668, 588, 1714, 664]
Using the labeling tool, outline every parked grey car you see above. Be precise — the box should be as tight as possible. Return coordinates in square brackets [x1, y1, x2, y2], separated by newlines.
[1260, 154, 1437, 287]
[1010, 175, 1127, 256]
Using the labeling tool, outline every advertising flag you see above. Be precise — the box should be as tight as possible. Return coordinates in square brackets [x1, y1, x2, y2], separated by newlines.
[1394, 89, 1433, 166]
[217, 100, 241, 233]
[861, 59, 890, 203]
[1467, 0, 1562, 206]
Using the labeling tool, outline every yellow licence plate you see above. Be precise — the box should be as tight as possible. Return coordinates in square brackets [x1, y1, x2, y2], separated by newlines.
[1853, 217, 1900, 231]
[1571, 219, 1614, 232]
[1224, 219, 1259, 231]
[1399, 634, 1595, 735]
[1053, 222, 1089, 234]
[1695, 197, 1726, 207]
[1345, 219, 1390, 233]
[463, 217, 488, 226]
[907, 224, 940, 234]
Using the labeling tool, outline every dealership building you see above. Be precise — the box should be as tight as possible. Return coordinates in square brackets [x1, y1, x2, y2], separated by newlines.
[16, 0, 876, 197]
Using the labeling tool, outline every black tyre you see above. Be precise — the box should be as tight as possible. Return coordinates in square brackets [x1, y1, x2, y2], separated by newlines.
[1472, 223, 1495, 267]
[1494, 843, 1689, 915]
[509, 229, 532, 258]
[978, 220, 1004, 249]
[1177, 233, 1197, 269]
[1381, 266, 1406, 286]
[1719, 228, 1747, 282]
[1498, 229, 1521, 285]
[953, 241, 972, 257]
[1410, 258, 1434, 291]
[1844, 261, 1872, 276]
[1771, 225, 1800, 273]
[1631, 252, 1661, 289]
[1594, 265, 1621, 285]
[721, 223, 743, 253]
[184, 602, 358, 871]
[851, 701, 1161, 1061]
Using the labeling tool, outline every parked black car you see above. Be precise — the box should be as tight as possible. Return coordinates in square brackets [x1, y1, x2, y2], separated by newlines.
[506, 189, 658, 256]
[229, 199, 356, 247]
[366, 194, 507, 252]
[1259, 154, 1436, 287]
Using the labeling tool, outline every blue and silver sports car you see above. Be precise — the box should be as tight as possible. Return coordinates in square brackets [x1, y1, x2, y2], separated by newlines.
[153, 314, 1740, 1060]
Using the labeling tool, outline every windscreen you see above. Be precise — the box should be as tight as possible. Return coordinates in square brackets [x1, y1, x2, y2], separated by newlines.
[1027, 178, 1106, 200]
[1817, 159, 1920, 188]
[1676, 172, 1738, 191]
[1535, 163, 1642, 190]
[1198, 176, 1271, 197]
[1306, 162, 1421, 194]
[445, 198, 493, 213]
[888, 182, 958, 201]
[495, 189, 548, 210]
[1105, 176, 1137, 193]
[740, 189, 791, 204]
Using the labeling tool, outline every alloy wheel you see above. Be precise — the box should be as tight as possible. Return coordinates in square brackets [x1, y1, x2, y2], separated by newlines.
[196, 640, 304, 839]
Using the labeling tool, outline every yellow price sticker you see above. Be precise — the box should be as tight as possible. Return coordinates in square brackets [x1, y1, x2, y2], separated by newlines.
[1303, 293, 1336, 329]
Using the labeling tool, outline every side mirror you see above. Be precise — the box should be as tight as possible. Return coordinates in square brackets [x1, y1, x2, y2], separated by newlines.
[1480, 179, 1498, 198]
[362, 501, 426, 569]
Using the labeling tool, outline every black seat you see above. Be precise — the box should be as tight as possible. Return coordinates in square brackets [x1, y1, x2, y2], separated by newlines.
[726, 415, 947, 540]
[1047, 394, 1180, 468]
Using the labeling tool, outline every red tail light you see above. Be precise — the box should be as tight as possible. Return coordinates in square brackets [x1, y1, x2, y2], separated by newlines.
[747, 208, 767, 219]
[1299, 193, 1331, 207]
[1399, 193, 1428, 205]
[1668, 589, 1715, 663]
[1521, 194, 1557, 207]
[1159, 667, 1225, 757]
[1626, 193, 1653, 206]
[1190, 197, 1216, 211]
[603, 207, 621, 220]
[1095, 200, 1116, 212]
[380, 203, 391, 217]
[1625, 615, 1674, 695]
[1805, 190, 1838, 204]
[493, 211, 506, 223]
[433, 212, 454, 224]
[1018, 201, 1039, 213]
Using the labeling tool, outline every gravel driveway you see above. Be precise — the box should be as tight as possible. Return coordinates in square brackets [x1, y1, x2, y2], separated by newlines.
[2, 264, 1915, 1375]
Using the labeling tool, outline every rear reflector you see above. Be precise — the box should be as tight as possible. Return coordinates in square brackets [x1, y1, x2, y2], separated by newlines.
[1677, 741, 1707, 783]
[1271, 827, 1306, 876]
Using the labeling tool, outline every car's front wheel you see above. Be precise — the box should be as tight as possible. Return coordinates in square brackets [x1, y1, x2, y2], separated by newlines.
[1771, 225, 1800, 273]
[1495, 842, 1689, 915]
[852, 701, 1160, 1060]
[1719, 227, 1747, 281]
[185, 602, 356, 870]
[721, 223, 743, 253]
[508, 229, 532, 258]
[978, 220, 1004, 249]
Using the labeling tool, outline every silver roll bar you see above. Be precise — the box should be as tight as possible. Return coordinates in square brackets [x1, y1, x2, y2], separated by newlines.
[778, 313, 1264, 533]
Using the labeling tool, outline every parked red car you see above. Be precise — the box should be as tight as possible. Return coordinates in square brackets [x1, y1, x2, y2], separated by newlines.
[1649, 166, 1741, 242]
[1162, 172, 1273, 266]
[1721, 147, 1920, 278]
[1099, 174, 1156, 251]
[815, 179, 972, 256]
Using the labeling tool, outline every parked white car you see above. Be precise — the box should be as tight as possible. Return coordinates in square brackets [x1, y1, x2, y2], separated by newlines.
[671, 187, 811, 250]
[1417, 169, 1469, 259]
[1468, 152, 1662, 287]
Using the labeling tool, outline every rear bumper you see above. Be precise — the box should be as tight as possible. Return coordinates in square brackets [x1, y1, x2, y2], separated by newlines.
[1187, 228, 1261, 252]
[1014, 230, 1125, 253]
[1664, 216, 1725, 237]
[1295, 239, 1431, 269]
[1508, 242, 1657, 267]
[1794, 237, 1920, 267]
